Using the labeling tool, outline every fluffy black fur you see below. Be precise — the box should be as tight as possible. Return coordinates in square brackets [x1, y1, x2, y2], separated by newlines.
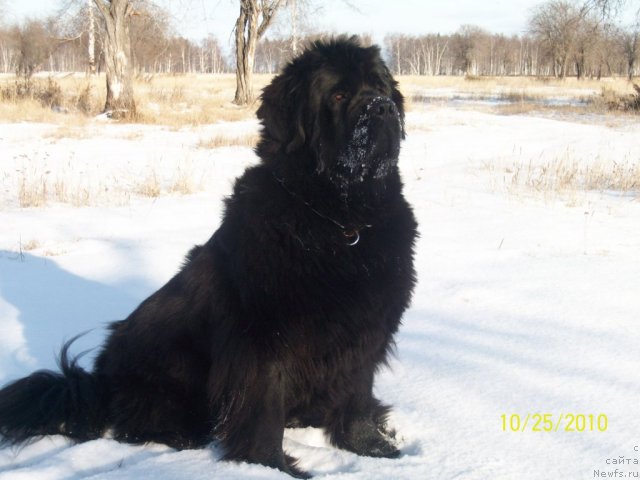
[0, 36, 417, 478]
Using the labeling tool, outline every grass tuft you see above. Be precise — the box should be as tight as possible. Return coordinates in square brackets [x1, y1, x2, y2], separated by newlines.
[595, 83, 640, 113]
[197, 132, 259, 149]
[505, 155, 640, 196]
[136, 171, 162, 198]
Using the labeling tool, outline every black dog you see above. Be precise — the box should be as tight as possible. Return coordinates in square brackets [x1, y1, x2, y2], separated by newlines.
[0, 36, 417, 478]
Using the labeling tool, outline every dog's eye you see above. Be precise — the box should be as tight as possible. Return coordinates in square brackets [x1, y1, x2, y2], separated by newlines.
[334, 93, 347, 102]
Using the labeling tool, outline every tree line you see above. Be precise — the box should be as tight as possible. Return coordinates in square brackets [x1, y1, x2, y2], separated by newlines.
[0, 0, 638, 117]
[0, 3, 228, 77]
[2, 1, 637, 79]
[384, 24, 637, 80]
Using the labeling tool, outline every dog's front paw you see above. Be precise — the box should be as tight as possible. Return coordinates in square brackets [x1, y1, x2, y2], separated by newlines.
[284, 453, 312, 478]
[336, 418, 401, 458]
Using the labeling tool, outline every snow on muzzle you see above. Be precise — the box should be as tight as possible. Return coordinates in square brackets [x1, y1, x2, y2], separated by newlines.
[335, 96, 402, 183]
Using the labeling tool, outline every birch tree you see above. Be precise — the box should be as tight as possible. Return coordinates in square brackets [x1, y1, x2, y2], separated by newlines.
[88, 0, 96, 74]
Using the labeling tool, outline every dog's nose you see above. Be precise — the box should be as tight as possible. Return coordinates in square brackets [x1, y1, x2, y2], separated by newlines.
[370, 98, 397, 119]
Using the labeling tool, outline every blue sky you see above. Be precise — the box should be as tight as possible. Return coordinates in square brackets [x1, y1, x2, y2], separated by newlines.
[4, 0, 638, 50]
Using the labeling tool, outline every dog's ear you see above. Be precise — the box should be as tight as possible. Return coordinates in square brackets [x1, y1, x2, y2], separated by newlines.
[257, 72, 307, 153]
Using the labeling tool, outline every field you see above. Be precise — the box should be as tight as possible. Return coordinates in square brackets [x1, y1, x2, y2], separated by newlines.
[1, 74, 640, 479]
[1, 72, 637, 124]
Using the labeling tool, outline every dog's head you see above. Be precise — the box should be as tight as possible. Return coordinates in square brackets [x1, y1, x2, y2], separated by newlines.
[258, 36, 405, 187]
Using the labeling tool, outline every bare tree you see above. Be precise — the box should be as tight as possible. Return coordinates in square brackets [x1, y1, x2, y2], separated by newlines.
[0, 0, 11, 74]
[93, 0, 136, 118]
[529, 1, 580, 77]
[529, 0, 628, 78]
[234, 0, 284, 106]
[572, 16, 603, 78]
[427, 34, 449, 75]
[578, 0, 629, 77]
[201, 35, 226, 73]
[129, 2, 172, 73]
[0, 35, 15, 74]
[584, 0, 627, 19]
[282, 0, 314, 56]
[623, 7, 640, 79]
[53, 1, 101, 72]
[255, 37, 289, 73]
[620, 24, 639, 78]
[450, 25, 487, 75]
[12, 19, 57, 78]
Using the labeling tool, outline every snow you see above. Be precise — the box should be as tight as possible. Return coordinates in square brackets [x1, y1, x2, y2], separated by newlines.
[1, 103, 640, 479]
[412, 87, 596, 107]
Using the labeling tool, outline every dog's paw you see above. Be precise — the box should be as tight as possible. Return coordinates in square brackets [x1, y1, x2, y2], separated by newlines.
[284, 454, 312, 479]
[336, 418, 401, 459]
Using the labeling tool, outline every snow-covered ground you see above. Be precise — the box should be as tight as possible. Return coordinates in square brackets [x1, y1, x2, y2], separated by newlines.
[1, 103, 639, 479]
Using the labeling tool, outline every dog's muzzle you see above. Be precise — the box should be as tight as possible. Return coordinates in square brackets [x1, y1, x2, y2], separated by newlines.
[335, 96, 401, 182]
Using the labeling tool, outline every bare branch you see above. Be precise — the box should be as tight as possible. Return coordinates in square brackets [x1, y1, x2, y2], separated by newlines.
[257, 0, 285, 38]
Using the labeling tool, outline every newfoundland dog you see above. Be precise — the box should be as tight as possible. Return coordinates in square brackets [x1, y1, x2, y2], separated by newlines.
[0, 36, 417, 478]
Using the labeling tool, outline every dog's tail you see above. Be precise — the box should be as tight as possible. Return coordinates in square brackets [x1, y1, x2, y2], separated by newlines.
[0, 336, 107, 446]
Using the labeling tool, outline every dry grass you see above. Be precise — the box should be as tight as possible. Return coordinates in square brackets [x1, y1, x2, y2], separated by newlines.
[2, 73, 637, 125]
[0, 73, 270, 125]
[399, 75, 637, 114]
[197, 132, 259, 149]
[135, 74, 269, 125]
[504, 154, 640, 197]
[42, 125, 92, 140]
[398, 75, 634, 96]
[169, 173, 194, 195]
[0, 75, 104, 120]
[134, 168, 209, 198]
[492, 103, 540, 115]
[0, 98, 89, 124]
[16, 164, 204, 207]
[593, 83, 640, 112]
[136, 170, 162, 198]
[18, 170, 94, 208]
[21, 239, 41, 251]
[18, 174, 48, 208]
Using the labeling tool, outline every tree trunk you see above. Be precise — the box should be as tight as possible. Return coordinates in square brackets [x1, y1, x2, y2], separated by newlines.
[234, 0, 283, 106]
[234, 0, 257, 105]
[628, 34, 638, 80]
[94, 0, 136, 118]
[88, 0, 96, 74]
[576, 60, 582, 79]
